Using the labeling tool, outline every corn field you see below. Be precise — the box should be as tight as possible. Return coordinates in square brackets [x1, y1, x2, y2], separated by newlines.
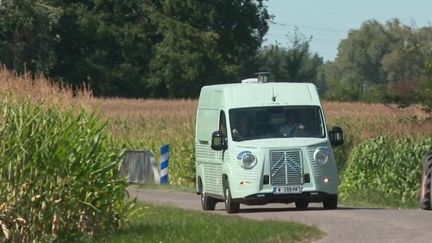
[1, 67, 432, 241]
[98, 98, 432, 180]
[0, 95, 131, 241]
[340, 136, 432, 207]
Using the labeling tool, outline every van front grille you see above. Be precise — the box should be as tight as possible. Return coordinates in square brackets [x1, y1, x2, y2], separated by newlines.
[270, 150, 303, 186]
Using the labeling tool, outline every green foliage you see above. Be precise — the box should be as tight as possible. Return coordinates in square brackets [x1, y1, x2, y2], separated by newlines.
[415, 54, 432, 115]
[258, 29, 323, 83]
[319, 20, 391, 100]
[149, 12, 222, 98]
[48, 0, 155, 97]
[92, 202, 323, 243]
[0, 0, 61, 73]
[0, 0, 271, 98]
[319, 19, 432, 103]
[0, 97, 131, 242]
[340, 136, 432, 207]
[361, 84, 389, 103]
[149, 0, 270, 97]
[318, 62, 361, 100]
[327, 118, 358, 173]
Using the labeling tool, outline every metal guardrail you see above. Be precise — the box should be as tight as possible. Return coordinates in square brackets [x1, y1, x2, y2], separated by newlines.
[121, 150, 160, 184]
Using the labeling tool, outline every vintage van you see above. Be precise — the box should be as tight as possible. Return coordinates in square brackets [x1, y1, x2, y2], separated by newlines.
[195, 78, 343, 213]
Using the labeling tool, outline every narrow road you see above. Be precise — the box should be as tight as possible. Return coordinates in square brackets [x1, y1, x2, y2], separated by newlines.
[128, 187, 432, 243]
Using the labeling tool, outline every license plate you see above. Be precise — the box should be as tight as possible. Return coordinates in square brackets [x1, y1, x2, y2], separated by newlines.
[273, 185, 303, 194]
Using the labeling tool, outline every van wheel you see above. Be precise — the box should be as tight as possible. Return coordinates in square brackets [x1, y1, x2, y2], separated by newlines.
[199, 179, 216, 210]
[201, 192, 216, 210]
[323, 195, 338, 209]
[223, 179, 240, 214]
[295, 199, 309, 209]
[420, 152, 432, 210]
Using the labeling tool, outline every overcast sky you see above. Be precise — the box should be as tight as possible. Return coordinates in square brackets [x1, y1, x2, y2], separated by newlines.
[264, 0, 432, 61]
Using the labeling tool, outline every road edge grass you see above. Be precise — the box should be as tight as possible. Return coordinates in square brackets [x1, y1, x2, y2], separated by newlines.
[92, 202, 324, 243]
[340, 191, 421, 209]
[135, 183, 196, 193]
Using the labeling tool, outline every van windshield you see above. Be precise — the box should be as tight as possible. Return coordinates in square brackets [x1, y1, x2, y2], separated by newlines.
[229, 106, 325, 141]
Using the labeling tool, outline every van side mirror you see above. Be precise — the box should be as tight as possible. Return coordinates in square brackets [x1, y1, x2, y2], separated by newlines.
[211, 131, 227, 151]
[329, 127, 344, 147]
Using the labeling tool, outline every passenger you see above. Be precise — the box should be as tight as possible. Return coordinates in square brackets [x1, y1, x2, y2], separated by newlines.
[280, 110, 306, 137]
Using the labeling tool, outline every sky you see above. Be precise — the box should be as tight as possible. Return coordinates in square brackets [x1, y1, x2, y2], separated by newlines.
[264, 0, 432, 61]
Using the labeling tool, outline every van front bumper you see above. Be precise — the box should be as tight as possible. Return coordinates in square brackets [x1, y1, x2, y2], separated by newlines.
[234, 191, 337, 205]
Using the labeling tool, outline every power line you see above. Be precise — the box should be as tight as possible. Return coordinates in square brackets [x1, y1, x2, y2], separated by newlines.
[270, 21, 348, 33]
[313, 42, 340, 46]
[266, 32, 342, 43]
[267, 30, 347, 37]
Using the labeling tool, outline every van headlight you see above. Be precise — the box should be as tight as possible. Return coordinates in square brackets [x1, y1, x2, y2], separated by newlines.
[313, 148, 329, 165]
[237, 151, 257, 169]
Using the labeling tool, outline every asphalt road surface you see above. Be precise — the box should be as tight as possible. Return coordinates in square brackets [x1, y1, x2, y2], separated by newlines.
[127, 187, 432, 243]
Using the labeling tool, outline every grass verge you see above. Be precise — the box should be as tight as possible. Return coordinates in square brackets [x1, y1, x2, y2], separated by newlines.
[135, 183, 196, 193]
[340, 191, 420, 209]
[92, 202, 324, 243]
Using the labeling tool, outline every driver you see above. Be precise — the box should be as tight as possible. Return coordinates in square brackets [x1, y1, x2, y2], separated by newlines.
[280, 110, 305, 136]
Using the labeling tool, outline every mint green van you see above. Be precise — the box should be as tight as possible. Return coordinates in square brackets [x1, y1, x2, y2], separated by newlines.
[195, 79, 344, 214]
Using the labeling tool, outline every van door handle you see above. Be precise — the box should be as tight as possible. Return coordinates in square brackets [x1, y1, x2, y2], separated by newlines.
[199, 140, 209, 145]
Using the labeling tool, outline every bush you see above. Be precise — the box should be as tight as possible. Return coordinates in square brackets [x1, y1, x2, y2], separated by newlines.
[0, 97, 130, 242]
[327, 117, 361, 173]
[340, 136, 432, 207]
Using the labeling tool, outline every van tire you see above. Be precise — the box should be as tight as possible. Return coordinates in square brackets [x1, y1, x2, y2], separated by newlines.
[201, 192, 217, 210]
[420, 152, 432, 210]
[223, 178, 240, 214]
[295, 199, 309, 209]
[199, 179, 216, 210]
[323, 195, 338, 209]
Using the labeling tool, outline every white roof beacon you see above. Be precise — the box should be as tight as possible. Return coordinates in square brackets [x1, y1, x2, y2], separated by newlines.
[241, 72, 270, 83]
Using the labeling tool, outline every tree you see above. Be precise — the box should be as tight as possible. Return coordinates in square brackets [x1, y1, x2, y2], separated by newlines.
[383, 24, 432, 106]
[48, 0, 156, 97]
[283, 29, 314, 81]
[257, 44, 286, 81]
[258, 28, 323, 83]
[149, 13, 222, 97]
[317, 62, 361, 100]
[149, 0, 270, 97]
[381, 20, 423, 83]
[415, 50, 432, 116]
[0, 0, 271, 97]
[0, 0, 61, 74]
[334, 20, 392, 100]
[319, 19, 432, 102]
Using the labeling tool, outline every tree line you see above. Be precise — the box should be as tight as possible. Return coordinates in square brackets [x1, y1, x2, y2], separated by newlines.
[263, 19, 432, 110]
[0, 0, 270, 97]
[319, 19, 432, 107]
[1, 1, 431, 103]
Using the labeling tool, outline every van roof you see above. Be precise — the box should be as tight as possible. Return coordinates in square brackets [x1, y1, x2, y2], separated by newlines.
[198, 82, 321, 109]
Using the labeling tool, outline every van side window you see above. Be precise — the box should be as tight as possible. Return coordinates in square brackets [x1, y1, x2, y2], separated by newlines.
[219, 111, 227, 136]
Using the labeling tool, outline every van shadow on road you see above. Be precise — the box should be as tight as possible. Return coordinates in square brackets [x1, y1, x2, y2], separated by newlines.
[214, 205, 385, 214]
